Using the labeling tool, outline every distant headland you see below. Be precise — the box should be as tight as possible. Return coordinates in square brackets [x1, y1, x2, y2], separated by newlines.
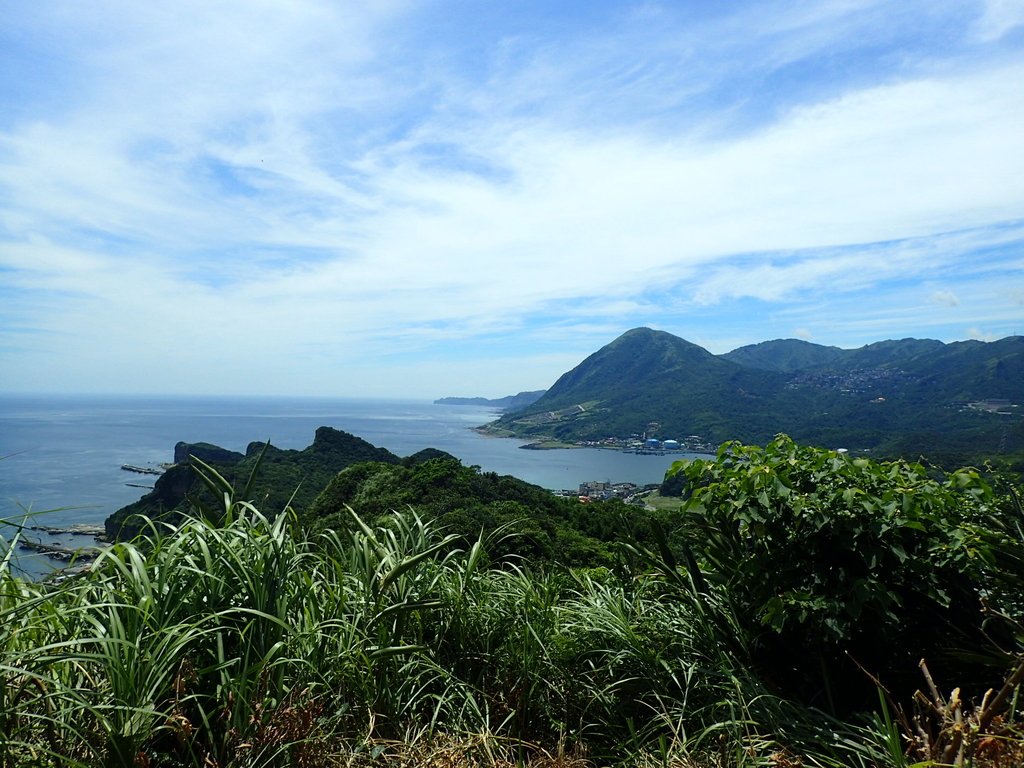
[433, 390, 546, 410]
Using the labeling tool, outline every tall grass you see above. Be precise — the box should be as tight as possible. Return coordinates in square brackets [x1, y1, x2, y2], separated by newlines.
[1, 486, 1022, 766]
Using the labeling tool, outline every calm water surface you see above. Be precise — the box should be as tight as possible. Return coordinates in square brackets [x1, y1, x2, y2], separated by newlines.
[1, 395, 699, 577]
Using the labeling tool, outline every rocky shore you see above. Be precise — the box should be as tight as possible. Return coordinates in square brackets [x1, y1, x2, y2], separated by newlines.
[17, 524, 106, 562]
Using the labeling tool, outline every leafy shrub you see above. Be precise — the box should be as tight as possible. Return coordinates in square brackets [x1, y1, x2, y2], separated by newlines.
[666, 434, 1024, 710]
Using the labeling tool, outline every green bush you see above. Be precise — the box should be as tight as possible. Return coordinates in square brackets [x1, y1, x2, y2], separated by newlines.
[666, 434, 1024, 710]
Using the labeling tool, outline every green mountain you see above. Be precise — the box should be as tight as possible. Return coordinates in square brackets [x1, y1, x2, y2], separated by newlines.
[487, 328, 1024, 465]
[487, 328, 789, 444]
[890, 337, 1024, 400]
[833, 337, 947, 369]
[724, 337, 950, 372]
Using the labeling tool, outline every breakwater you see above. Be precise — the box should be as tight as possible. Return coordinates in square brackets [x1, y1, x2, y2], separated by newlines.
[121, 464, 164, 475]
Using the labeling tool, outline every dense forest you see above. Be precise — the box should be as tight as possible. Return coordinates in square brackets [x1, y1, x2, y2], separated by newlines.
[2, 435, 1023, 767]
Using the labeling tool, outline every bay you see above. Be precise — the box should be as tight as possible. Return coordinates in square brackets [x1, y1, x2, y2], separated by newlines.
[1, 395, 699, 578]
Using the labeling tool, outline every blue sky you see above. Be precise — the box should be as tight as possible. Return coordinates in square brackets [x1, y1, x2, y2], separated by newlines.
[1, 1, 1022, 398]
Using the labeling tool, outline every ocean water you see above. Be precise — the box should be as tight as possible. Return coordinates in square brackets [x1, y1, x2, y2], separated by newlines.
[1, 395, 698, 577]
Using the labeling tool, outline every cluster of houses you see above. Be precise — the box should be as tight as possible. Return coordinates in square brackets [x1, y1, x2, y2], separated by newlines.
[786, 366, 914, 394]
[554, 480, 661, 503]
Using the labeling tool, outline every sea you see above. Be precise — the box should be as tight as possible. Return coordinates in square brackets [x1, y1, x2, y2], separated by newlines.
[0, 395, 701, 579]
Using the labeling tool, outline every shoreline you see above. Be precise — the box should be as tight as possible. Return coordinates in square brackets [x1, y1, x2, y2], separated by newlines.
[471, 424, 714, 455]
[19, 538, 102, 562]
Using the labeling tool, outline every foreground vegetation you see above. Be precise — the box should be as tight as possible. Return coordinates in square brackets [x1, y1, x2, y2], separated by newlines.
[2, 437, 1024, 767]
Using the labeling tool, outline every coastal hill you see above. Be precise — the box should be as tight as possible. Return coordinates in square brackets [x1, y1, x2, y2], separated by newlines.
[104, 427, 410, 540]
[486, 328, 1024, 465]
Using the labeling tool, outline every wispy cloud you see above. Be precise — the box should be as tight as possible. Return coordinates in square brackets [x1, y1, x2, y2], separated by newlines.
[974, 0, 1024, 40]
[1, 1, 1021, 396]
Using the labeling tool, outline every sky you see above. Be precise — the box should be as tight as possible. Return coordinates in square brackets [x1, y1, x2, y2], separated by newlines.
[1, 1, 1023, 398]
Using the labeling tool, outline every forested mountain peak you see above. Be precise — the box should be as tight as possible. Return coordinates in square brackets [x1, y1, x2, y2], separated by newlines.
[539, 327, 731, 408]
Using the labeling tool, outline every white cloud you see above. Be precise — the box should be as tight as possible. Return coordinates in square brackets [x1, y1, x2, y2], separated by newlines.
[1, 1, 1022, 395]
[966, 327, 1002, 341]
